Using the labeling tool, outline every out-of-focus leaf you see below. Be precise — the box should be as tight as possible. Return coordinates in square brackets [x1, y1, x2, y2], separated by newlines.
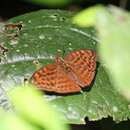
[97, 6, 130, 100]
[25, 0, 71, 6]
[0, 10, 130, 124]
[9, 85, 69, 130]
[73, 5, 130, 100]
[0, 109, 39, 130]
[73, 5, 104, 27]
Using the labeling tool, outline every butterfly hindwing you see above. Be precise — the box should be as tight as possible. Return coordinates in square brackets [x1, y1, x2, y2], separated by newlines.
[64, 49, 96, 87]
[31, 64, 57, 91]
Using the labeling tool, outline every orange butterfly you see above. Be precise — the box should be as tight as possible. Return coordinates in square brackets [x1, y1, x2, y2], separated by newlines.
[31, 49, 96, 94]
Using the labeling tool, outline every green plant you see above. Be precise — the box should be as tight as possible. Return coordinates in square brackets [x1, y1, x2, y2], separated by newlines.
[0, 85, 69, 130]
[0, 8, 130, 127]
[24, 0, 71, 6]
[73, 5, 130, 100]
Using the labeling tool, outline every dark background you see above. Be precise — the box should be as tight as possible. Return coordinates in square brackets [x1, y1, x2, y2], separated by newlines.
[0, 0, 130, 20]
[0, 0, 130, 129]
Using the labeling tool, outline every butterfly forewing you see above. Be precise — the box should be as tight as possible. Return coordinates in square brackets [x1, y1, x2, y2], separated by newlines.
[31, 64, 57, 90]
[64, 49, 96, 87]
[31, 63, 81, 93]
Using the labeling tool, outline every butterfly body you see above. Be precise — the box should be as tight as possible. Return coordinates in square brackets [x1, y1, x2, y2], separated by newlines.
[31, 49, 96, 94]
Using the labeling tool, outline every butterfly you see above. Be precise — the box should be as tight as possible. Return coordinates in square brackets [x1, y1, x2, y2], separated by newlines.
[31, 49, 96, 94]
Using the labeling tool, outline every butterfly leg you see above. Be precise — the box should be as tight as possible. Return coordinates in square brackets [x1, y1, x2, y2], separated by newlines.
[79, 89, 87, 100]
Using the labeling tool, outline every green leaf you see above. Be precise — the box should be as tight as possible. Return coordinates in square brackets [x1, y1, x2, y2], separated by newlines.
[73, 5, 130, 100]
[0, 109, 39, 130]
[25, 0, 71, 6]
[9, 85, 69, 130]
[0, 10, 130, 124]
[96, 6, 130, 100]
[72, 5, 130, 121]
[73, 5, 104, 27]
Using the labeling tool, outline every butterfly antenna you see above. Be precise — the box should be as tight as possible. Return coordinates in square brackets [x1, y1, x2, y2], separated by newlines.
[56, 49, 62, 58]
[55, 48, 66, 63]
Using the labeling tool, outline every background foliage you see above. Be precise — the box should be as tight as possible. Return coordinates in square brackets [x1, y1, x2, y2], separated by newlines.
[0, 9, 130, 125]
[0, 0, 130, 130]
[73, 5, 130, 100]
